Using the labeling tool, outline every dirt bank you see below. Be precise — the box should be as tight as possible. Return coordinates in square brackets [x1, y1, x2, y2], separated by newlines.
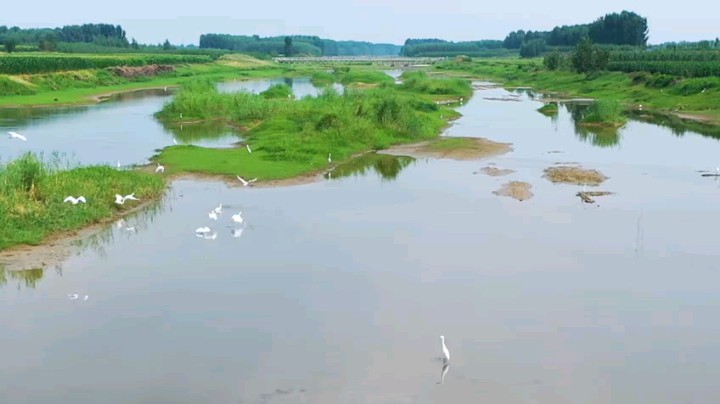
[543, 165, 608, 186]
[379, 137, 513, 161]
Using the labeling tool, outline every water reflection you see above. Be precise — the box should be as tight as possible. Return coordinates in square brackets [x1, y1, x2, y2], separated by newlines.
[162, 120, 244, 146]
[0, 267, 44, 290]
[563, 103, 622, 148]
[628, 109, 720, 140]
[101, 88, 174, 103]
[437, 363, 450, 385]
[325, 153, 415, 181]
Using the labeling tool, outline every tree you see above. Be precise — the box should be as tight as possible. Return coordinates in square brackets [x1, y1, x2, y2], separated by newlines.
[38, 32, 58, 51]
[571, 37, 609, 74]
[162, 39, 172, 50]
[519, 39, 546, 58]
[3, 37, 17, 53]
[284, 36, 293, 56]
[543, 51, 561, 70]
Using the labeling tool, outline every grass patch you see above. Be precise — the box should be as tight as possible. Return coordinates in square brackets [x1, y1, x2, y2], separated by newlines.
[400, 71, 473, 98]
[579, 99, 626, 126]
[154, 75, 463, 179]
[260, 83, 293, 99]
[335, 68, 395, 86]
[537, 102, 559, 115]
[310, 71, 335, 87]
[0, 152, 166, 251]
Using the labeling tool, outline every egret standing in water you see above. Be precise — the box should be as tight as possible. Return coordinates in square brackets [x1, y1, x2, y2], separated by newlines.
[231, 212, 243, 223]
[209, 211, 218, 220]
[440, 335, 450, 364]
[214, 204, 222, 214]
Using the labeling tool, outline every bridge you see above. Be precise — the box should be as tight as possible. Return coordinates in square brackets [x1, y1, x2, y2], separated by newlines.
[273, 56, 448, 66]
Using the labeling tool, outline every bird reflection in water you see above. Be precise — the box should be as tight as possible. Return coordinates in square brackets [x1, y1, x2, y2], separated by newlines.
[437, 362, 450, 385]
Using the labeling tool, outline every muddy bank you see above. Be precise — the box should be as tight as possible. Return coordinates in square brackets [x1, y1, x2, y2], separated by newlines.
[0, 199, 160, 271]
[493, 181, 533, 201]
[544, 165, 608, 186]
[379, 137, 513, 161]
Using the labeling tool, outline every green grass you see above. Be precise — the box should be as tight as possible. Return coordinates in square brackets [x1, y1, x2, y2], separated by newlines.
[580, 99, 627, 126]
[400, 71, 473, 98]
[335, 68, 395, 86]
[310, 71, 335, 87]
[153, 74, 467, 179]
[260, 83, 293, 99]
[0, 152, 166, 251]
[537, 103, 559, 115]
[436, 58, 720, 123]
[423, 137, 477, 151]
[0, 56, 313, 107]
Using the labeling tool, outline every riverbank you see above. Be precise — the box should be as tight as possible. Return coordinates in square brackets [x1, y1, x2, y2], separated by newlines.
[435, 58, 720, 126]
[0, 153, 167, 252]
[0, 55, 311, 108]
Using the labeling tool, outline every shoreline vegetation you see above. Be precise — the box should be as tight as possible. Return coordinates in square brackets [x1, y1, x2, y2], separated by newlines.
[152, 70, 472, 181]
[436, 58, 720, 127]
[0, 55, 310, 107]
[0, 152, 166, 252]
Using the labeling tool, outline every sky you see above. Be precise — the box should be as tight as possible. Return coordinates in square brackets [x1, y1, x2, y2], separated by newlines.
[2, 0, 719, 45]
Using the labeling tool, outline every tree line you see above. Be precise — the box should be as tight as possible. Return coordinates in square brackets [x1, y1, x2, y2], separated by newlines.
[199, 34, 401, 56]
[504, 10, 648, 57]
[401, 39, 503, 57]
[0, 23, 128, 51]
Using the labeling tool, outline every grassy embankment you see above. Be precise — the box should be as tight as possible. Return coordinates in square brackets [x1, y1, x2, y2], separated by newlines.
[0, 152, 166, 251]
[436, 58, 720, 124]
[153, 70, 471, 180]
[0, 54, 312, 107]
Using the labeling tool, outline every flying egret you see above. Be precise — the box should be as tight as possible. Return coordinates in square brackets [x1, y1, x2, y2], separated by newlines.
[156, 163, 165, 173]
[246, 144, 252, 153]
[213, 204, 223, 214]
[63, 196, 87, 205]
[440, 335, 450, 364]
[114, 194, 125, 205]
[231, 212, 243, 223]
[124, 193, 139, 201]
[8, 131, 27, 141]
[236, 175, 258, 187]
[209, 211, 218, 220]
[67, 293, 79, 300]
[195, 226, 211, 234]
[328, 153, 332, 163]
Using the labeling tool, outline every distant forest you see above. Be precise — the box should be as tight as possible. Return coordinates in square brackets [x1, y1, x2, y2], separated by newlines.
[402, 11, 650, 58]
[0, 23, 129, 50]
[198, 34, 402, 56]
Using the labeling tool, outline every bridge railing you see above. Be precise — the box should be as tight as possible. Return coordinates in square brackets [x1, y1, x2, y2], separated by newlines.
[273, 56, 448, 64]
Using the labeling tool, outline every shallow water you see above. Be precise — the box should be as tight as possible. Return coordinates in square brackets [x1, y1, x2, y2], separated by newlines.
[3, 79, 720, 403]
[0, 77, 342, 166]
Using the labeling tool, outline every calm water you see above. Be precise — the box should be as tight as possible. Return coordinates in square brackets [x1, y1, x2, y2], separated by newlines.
[3, 77, 720, 403]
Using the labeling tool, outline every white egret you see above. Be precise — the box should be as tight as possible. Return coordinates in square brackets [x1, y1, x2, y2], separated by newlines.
[203, 232, 218, 240]
[231, 212, 243, 223]
[8, 131, 27, 141]
[231, 228, 244, 238]
[246, 144, 252, 153]
[117, 160, 121, 169]
[180, 113, 183, 119]
[209, 211, 218, 220]
[440, 335, 450, 364]
[155, 163, 165, 173]
[124, 193, 139, 201]
[195, 226, 211, 234]
[328, 153, 332, 163]
[63, 196, 86, 205]
[213, 204, 223, 214]
[125, 226, 136, 232]
[83, 295, 89, 301]
[173, 138, 178, 145]
[67, 293, 79, 300]
[114, 194, 125, 205]
[236, 175, 258, 187]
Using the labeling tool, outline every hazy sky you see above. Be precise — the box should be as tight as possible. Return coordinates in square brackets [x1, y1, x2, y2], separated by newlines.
[3, 0, 718, 45]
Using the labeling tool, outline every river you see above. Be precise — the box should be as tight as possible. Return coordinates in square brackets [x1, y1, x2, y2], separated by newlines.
[2, 74, 720, 403]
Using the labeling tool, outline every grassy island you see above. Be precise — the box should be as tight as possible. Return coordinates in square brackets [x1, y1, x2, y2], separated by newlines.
[152, 70, 470, 180]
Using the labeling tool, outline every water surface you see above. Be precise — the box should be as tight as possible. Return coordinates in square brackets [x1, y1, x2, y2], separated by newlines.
[3, 80, 720, 403]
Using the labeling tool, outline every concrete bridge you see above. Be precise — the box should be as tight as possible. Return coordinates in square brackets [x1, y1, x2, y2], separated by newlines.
[273, 56, 448, 66]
